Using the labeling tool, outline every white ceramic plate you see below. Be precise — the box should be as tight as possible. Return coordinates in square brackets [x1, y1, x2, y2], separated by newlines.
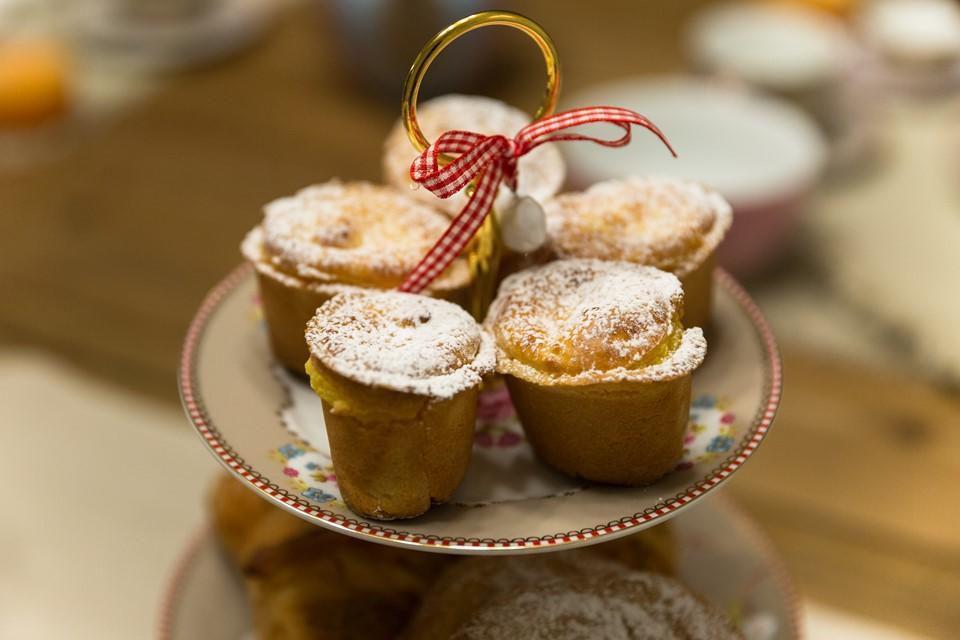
[560, 76, 826, 207]
[157, 496, 802, 640]
[179, 265, 781, 554]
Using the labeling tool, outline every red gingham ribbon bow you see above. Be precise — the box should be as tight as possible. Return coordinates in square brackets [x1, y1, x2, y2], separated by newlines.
[398, 106, 676, 293]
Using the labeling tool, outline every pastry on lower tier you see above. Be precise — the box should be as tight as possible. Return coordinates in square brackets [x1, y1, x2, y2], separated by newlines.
[588, 522, 677, 577]
[404, 550, 742, 640]
[209, 472, 312, 566]
[209, 475, 453, 640]
[545, 176, 732, 327]
[305, 290, 494, 520]
[485, 259, 706, 485]
[382, 94, 566, 218]
[209, 475, 676, 640]
[241, 180, 471, 372]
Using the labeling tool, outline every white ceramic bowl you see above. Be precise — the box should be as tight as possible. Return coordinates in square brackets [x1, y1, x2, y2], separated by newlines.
[687, 2, 853, 94]
[561, 76, 827, 276]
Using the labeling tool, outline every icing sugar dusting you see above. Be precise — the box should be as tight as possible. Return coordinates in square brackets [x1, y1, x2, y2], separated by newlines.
[383, 94, 566, 217]
[306, 291, 494, 398]
[485, 259, 706, 385]
[251, 180, 466, 288]
[454, 571, 742, 640]
[546, 176, 733, 277]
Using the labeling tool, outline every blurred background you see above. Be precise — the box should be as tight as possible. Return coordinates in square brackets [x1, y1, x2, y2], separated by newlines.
[2, 0, 959, 637]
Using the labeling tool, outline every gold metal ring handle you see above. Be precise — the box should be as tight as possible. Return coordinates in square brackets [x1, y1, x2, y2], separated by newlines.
[400, 11, 560, 323]
[401, 11, 561, 155]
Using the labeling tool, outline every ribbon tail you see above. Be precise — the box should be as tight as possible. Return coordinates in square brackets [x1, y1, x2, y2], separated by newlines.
[399, 162, 504, 294]
[518, 106, 677, 158]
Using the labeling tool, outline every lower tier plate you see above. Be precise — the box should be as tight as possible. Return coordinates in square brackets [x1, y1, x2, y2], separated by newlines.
[157, 496, 801, 640]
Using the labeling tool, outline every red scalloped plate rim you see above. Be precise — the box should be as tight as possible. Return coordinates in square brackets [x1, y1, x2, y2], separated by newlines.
[178, 264, 782, 554]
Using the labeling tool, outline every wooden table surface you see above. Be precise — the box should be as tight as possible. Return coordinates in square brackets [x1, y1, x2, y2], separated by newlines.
[2, 2, 958, 637]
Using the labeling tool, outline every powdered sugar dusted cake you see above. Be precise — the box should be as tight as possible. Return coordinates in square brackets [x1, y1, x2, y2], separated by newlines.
[242, 180, 470, 292]
[485, 259, 706, 485]
[485, 258, 706, 386]
[305, 290, 493, 520]
[242, 179, 473, 372]
[306, 290, 494, 399]
[407, 552, 743, 640]
[455, 572, 742, 639]
[383, 94, 566, 217]
[545, 176, 732, 278]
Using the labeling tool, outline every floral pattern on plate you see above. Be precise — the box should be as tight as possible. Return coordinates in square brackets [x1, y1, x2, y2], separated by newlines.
[676, 394, 738, 471]
[270, 441, 343, 508]
[272, 386, 737, 510]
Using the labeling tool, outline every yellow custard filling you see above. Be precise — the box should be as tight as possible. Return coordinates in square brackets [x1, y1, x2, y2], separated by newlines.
[635, 316, 684, 368]
[305, 357, 345, 410]
[503, 315, 685, 378]
[305, 358, 425, 422]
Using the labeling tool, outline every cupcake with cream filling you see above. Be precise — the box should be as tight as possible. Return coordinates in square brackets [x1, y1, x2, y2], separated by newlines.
[305, 290, 494, 520]
[485, 259, 706, 485]
[545, 176, 732, 327]
[241, 180, 471, 372]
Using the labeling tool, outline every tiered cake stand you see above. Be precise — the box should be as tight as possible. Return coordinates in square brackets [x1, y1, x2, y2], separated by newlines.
[167, 10, 793, 639]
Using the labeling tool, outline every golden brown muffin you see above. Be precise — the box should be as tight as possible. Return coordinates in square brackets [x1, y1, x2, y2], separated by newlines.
[485, 259, 706, 486]
[209, 474, 312, 566]
[244, 530, 451, 640]
[305, 290, 495, 520]
[587, 523, 677, 577]
[382, 94, 566, 219]
[209, 475, 452, 640]
[545, 176, 732, 328]
[241, 180, 471, 372]
[404, 550, 742, 640]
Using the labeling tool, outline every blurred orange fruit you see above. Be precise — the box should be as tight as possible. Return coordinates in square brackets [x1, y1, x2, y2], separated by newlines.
[0, 40, 70, 128]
